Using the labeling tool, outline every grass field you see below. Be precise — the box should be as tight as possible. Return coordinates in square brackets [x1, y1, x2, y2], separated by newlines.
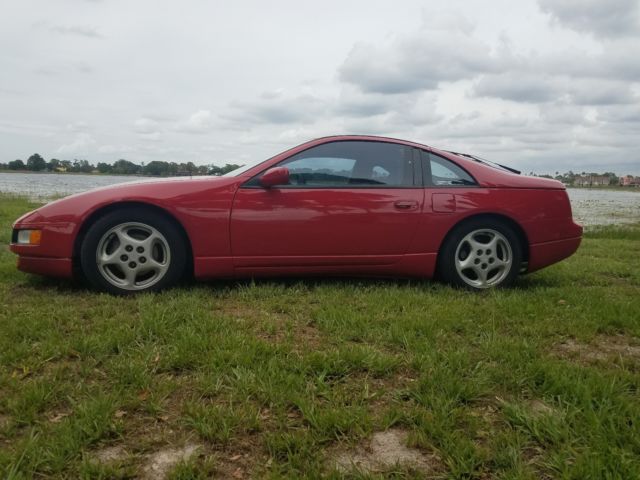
[1, 194, 639, 479]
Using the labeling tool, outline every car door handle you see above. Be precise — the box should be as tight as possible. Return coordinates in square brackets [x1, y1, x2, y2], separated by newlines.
[394, 200, 418, 210]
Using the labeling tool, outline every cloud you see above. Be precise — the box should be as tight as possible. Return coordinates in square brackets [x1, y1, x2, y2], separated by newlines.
[473, 74, 560, 103]
[543, 43, 640, 81]
[98, 144, 132, 155]
[473, 74, 637, 105]
[223, 91, 326, 126]
[568, 79, 637, 105]
[338, 20, 508, 94]
[34, 62, 94, 76]
[133, 117, 160, 134]
[57, 133, 96, 155]
[66, 121, 90, 132]
[595, 104, 640, 123]
[538, 0, 640, 38]
[175, 110, 214, 134]
[335, 86, 408, 117]
[50, 25, 103, 38]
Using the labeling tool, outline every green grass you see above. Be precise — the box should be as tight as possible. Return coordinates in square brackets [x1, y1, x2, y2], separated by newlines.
[1, 194, 639, 479]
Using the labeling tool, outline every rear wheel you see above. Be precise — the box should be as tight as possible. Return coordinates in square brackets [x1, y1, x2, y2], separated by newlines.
[439, 219, 522, 290]
[80, 208, 186, 294]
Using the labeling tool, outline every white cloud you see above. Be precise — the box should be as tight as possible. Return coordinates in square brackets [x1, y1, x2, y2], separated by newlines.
[339, 28, 505, 94]
[133, 117, 160, 134]
[175, 110, 214, 134]
[57, 133, 96, 156]
[50, 25, 103, 38]
[538, 0, 640, 38]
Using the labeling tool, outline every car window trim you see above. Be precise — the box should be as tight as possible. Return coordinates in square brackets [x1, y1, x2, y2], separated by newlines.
[240, 140, 422, 190]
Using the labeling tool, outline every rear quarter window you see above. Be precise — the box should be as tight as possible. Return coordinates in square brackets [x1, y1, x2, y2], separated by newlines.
[425, 153, 476, 186]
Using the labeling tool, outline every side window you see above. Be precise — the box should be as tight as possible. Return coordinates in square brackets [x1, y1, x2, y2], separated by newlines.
[428, 154, 476, 186]
[284, 156, 355, 186]
[247, 141, 416, 187]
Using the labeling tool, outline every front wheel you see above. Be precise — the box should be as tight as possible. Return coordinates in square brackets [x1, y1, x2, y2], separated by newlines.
[438, 219, 522, 290]
[80, 208, 187, 294]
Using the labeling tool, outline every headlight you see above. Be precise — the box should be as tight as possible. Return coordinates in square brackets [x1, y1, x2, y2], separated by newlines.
[16, 229, 42, 245]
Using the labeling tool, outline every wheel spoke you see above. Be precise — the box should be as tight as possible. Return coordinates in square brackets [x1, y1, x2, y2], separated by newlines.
[458, 253, 477, 270]
[117, 225, 145, 245]
[476, 266, 489, 286]
[487, 235, 499, 251]
[467, 237, 483, 251]
[493, 257, 509, 267]
[142, 232, 164, 252]
[98, 247, 122, 267]
[123, 266, 138, 286]
[139, 257, 166, 275]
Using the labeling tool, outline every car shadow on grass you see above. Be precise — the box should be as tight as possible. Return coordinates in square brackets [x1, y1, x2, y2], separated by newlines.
[15, 274, 89, 295]
[15, 270, 558, 296]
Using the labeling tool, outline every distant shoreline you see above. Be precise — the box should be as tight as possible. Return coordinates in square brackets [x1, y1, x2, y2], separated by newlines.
[0, 170, 143, 177]
[0, 170, 206, 178]
[567, 185, 640, 193]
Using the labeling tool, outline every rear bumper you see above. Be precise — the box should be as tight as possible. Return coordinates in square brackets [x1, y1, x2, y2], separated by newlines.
[528, 235, 582, 273]
[14, 255, 73, 278]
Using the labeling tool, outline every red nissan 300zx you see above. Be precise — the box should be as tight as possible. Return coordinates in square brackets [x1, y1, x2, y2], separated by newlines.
[10, 136, 582, 293]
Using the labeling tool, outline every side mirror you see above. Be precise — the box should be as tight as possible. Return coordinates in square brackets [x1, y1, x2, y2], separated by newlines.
[259, 167, 290, 188]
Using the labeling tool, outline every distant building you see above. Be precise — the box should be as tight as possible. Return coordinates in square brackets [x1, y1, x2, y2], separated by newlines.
[619, 175, 640, 187]
[573, 175, 610, 187]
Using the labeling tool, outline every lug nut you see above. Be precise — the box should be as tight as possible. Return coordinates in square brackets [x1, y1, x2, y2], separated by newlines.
[125, 245, 133, 252]
[129, 261, 137, 268]
[139, 257, 147, 263]
[136, 246, 144, 253]
[120, 254, 128, 261]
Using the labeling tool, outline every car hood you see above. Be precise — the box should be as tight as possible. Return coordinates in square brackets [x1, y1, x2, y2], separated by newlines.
[16, 175, 240, 226]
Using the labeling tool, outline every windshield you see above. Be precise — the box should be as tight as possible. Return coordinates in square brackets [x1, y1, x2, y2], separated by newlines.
[222, 163, 256, 177]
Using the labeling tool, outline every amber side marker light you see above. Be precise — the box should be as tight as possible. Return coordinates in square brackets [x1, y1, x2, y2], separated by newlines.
[16, 229, 42, 245]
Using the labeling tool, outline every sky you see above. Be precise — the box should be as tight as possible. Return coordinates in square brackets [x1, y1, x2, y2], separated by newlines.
[1, 0, 639, 175]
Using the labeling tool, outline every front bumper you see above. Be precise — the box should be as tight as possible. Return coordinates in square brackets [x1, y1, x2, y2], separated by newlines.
[10, 219, 77, 279]
[15, 255, 73, 277]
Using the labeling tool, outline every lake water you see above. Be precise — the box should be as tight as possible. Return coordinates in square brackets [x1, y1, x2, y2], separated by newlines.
[567, 188, 640, 226]
[1, 172, 639, 226]
[0, 172, 145, 198]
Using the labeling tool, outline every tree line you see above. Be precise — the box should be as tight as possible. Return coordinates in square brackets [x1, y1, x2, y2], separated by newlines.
[0, 153, 242, 177]
[530, 171, 621, 185]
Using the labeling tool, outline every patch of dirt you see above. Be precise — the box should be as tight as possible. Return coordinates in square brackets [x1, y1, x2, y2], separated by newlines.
[92, 445, 128, 464]
[221, 303, 324, 351]
[140, 443, 201, 479]
[528, 400, 559, 417]
[554, 335, 640, 362]
[332, 428, 440, 474]
[0, 414, 10, 433]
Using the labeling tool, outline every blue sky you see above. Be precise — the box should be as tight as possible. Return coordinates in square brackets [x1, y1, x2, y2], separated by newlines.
[1, 0, 639, 174]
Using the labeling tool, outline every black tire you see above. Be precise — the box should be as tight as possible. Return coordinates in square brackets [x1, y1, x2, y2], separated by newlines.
[80, 207, 187, 294]
[438, 218, 522, 290]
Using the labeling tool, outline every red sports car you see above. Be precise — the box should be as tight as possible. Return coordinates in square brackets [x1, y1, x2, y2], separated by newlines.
[10, 135, 582, 293]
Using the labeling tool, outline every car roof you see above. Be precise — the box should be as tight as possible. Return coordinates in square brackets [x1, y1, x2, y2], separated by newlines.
[312, 134, 432, 150]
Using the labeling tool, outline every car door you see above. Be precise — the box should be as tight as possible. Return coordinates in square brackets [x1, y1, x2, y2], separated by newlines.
[230, 140, 424, 268]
